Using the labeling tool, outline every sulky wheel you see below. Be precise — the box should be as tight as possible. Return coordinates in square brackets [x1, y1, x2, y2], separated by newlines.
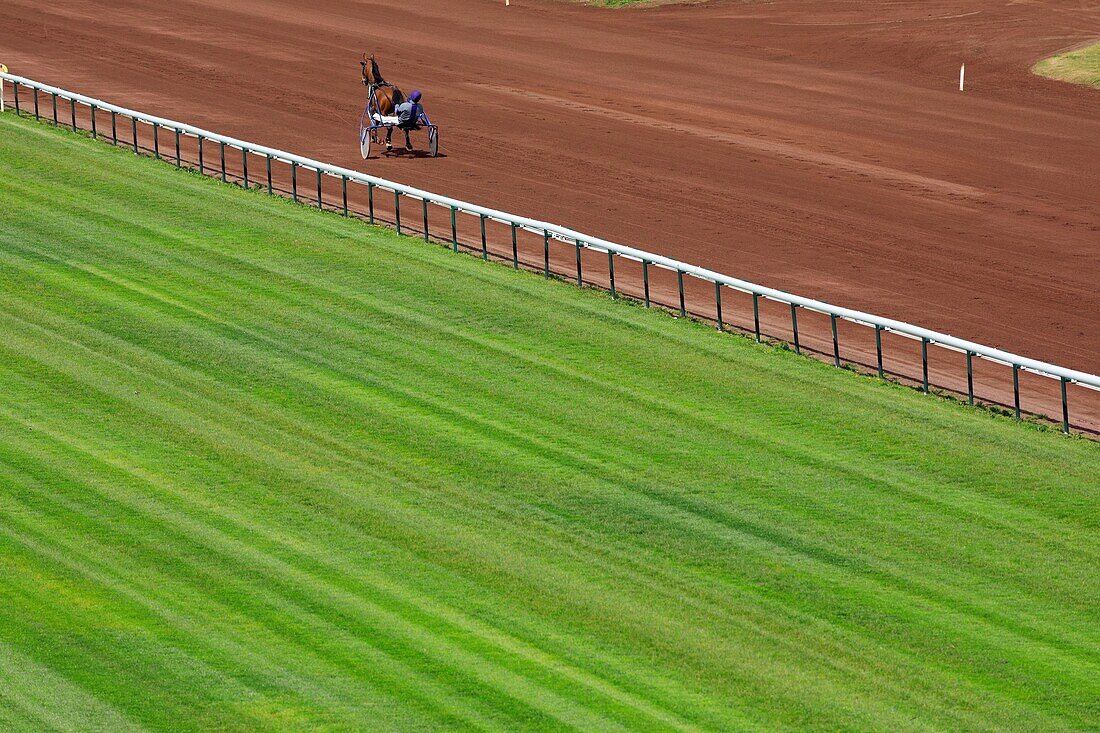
[428, 127, 439, 158]
[360, 124, 372, 160]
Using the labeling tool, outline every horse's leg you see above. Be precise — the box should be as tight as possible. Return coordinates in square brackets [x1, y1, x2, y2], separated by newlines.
[385, 127, 393, 150]
[404, 129, 412, 152]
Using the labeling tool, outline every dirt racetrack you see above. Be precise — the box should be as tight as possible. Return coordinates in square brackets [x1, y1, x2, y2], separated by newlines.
[2, 0, 1098, 429]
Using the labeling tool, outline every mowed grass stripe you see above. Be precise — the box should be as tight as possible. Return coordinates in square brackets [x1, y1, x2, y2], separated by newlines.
[0, 112, 1097, 731]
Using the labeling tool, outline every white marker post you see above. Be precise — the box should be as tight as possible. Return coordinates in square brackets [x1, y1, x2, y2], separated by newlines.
[0, 64, 7, 112]
[960, 63, 965, 92]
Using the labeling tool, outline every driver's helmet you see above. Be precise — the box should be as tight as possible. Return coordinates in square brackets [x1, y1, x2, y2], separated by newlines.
[409, 90, 423, 103]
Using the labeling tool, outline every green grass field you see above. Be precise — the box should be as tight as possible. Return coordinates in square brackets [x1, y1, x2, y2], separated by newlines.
[1033, 41, 1100, 87]
[1, 111, 1098, 732]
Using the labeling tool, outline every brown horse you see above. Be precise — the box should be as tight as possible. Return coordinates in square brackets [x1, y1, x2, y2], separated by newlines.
[361, 53, 409, 149]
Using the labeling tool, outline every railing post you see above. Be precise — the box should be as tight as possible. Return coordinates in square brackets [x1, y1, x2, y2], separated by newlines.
[341, 176, 348, 216]
[831, 314, 840, 367]
[452, 207, 458, 251]
[198, 135, 204, 173]
[131, 117, 138, 154]
[242, 149, 248, 187]
[51, 92, 57, 124]
[575, 239, 583, 286]
[1061, 378, 1070, 434]
[90, 104, 97, 139]
[395, 190, 402, 234]
[790, 303, 800, 354]
[175, 129, 181, 167]
[966, 352, 974, 405]
[316, 169, 322, 208]
[265, 153, 272, 194]
[32, 85, 40, 120]
[511, 223, 519, 269]
[608, 251, 616, 298]
[70, 98, 76, 130]
[291, 161, 298, 202]
[642, 261, 650, 307]
[875, 325, 883, 377]
[219, 141, 226, 181]
[678, 271, 686, 317]
[423, 199, 430, 242]
[543, 230, 550, 276]
[1012, 364, 1020, 419]
[753, 293, 761, 342]
[921, 338, 929, 393]
[368, 183, 374, 223]
[111, 110, 117, 145]
[715, 282, 723, 332]
[480, 214, 487, 259]
[12, 81, 20, 115]
[152, 122, 160, 159]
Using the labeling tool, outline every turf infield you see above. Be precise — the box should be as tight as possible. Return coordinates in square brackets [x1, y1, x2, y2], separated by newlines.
[0, 112, 1098, 731]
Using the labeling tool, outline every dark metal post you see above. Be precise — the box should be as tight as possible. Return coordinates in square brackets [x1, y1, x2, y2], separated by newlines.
[198, 135, 204, 173]
[175, 130, 181, 167]
[34, 87, 42, 120]
[265, 154, 272, 194]
[966, 352, 974, 405]
[830, 314, 840, 367]
[90, 105, 97, 139]
[575, 240, 583, 286]
[12, 81, 20, 115]
[111, 110, 117, 145]
[678, 271, 686, 317]
[875, 325, 884, 377]
[511, 223, 519, 269]
[152, 123, 160, 159]
[1012, 364, 1020, 419]
[715, 282, 723, 331]
[341, 176, 348, 216]
[422, 199, 429, 242]
[480, 215, 487, 259]
[291, 162, 298, 202]
[394, 190, 402, 234]
[790, 303, 800, 354]
[219, 141, 226, 182]
[316, 170, 322, 208]
[608, 251, 616, 298]
[1061, 378, 1070, 434]
[642, 261, 650, 307]
[242, 149, 248, 187]
[921, 338, 929, 393]
[70, 98, 76, 130]
[132, 117, 138, 154]
[451, 207, 458, 251]
[753, 293, 761, 342]
[543, 231, 550, 276]
[368, 183, 375, 223]
[52, 92, 58, 124]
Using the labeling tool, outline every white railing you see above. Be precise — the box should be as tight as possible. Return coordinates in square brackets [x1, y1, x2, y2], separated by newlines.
[2, 70, 1097, 433]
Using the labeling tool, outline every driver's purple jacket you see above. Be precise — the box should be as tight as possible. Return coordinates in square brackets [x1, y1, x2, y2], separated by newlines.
[395, 101, 420, 126]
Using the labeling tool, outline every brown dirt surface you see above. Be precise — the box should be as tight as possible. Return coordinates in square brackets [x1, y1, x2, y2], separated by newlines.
[2, 0, 1098, 427]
